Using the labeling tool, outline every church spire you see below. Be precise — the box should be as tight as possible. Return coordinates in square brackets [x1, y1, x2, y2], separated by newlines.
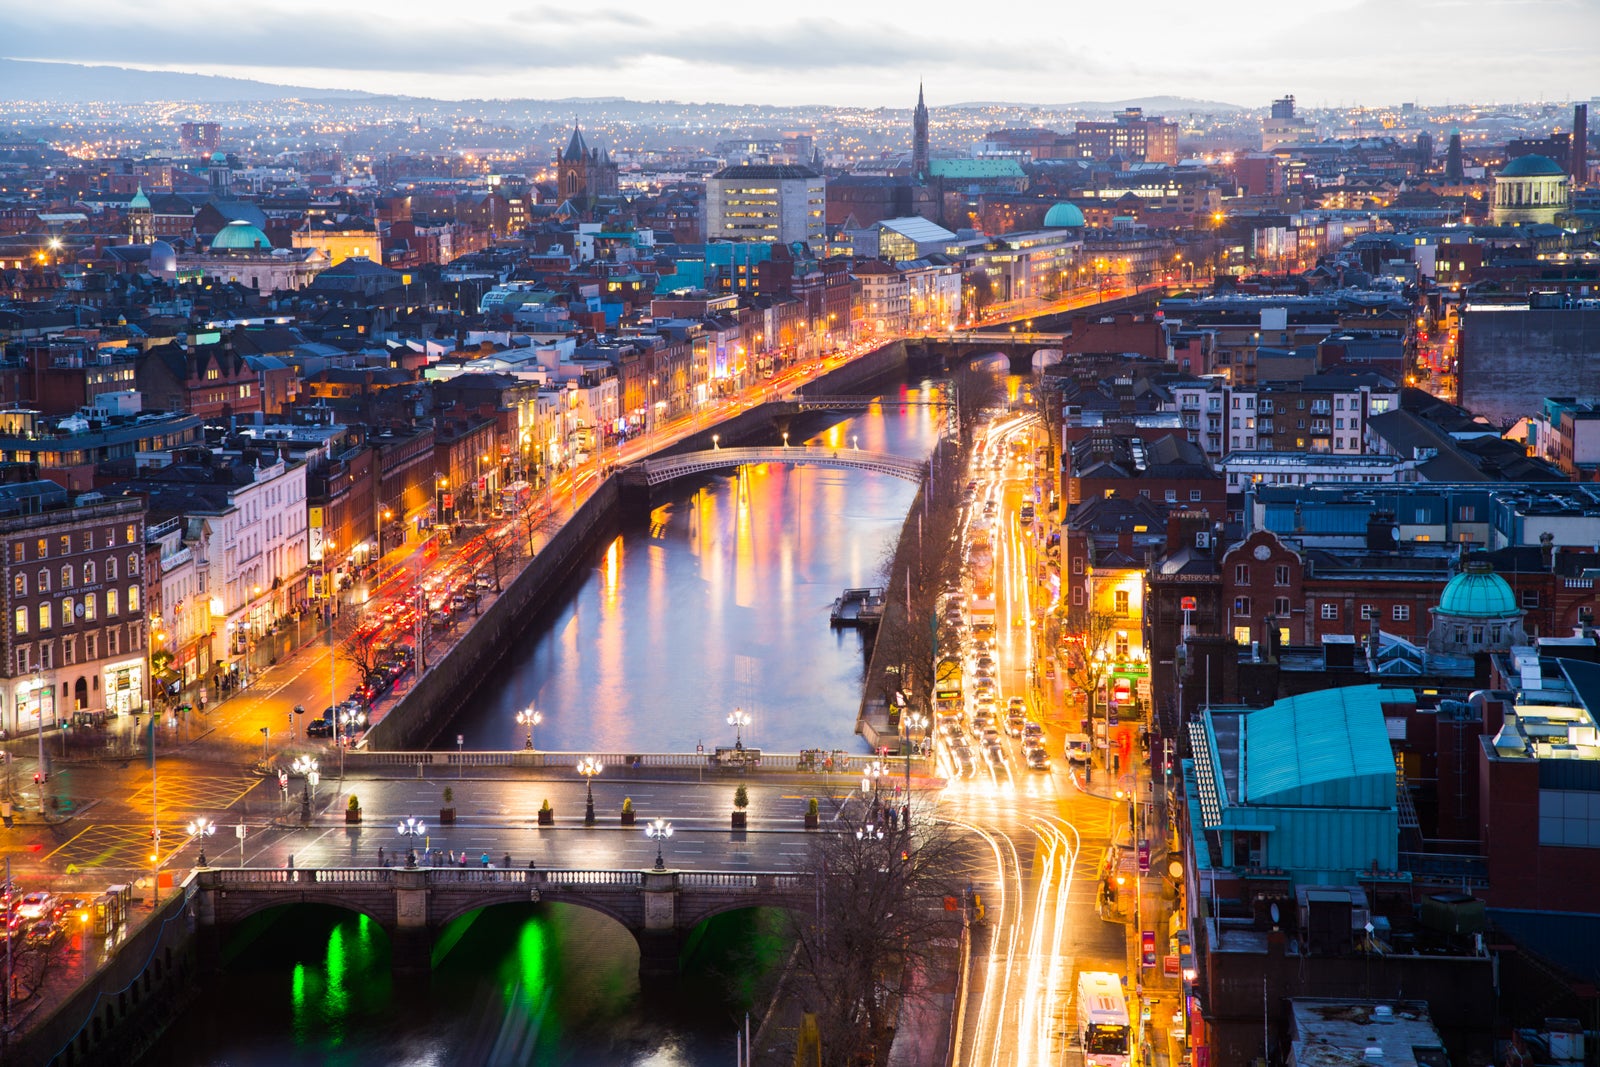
[912, 82, 930, 182]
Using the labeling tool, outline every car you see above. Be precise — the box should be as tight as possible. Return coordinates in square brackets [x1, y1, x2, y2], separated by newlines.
[943, 723, 965, 741]
[1022, 721, 1043, 741]
[25, 919, 61, 947]
[54, 896, 89, 925]
[981, 727, 1001, 747]
[971, 708, 992, 727]
[1007, 695, 1026, 711]
[15, 892, 53, 921]
[987, 745, 1006, 765]
[957, 752, 976, 776]
[1004, 713, 1026, 737]
[1062, 732, 1093, 763]
[975, 656, 996, 672]
[306, 717, 335, 738]
[1026, 748, 1051, 771]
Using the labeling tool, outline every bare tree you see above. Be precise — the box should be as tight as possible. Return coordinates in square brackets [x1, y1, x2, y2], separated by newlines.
[480, 530, 515, 594]
[340, 618, 387, 696]
[1061, 609, 1120, 723]
[784, 811, 972, 1064]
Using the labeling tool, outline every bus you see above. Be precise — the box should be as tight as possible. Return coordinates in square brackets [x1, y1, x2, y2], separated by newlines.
[1076, 970, 1132, 1066]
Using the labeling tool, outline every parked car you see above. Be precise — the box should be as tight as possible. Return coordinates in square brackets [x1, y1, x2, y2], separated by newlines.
[1062, 732, 1092, 763]
[1026, 748, 1051, 771]
[305, 717, 335, 738]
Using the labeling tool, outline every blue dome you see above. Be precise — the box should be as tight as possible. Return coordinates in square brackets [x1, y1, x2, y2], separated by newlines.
[210, 220, 271, 251]
[1499, 154, 1565, 178]
[148, 240, 177, 274]
[1043, 201, 1086, 228]
[1438, 562, 1518, 619]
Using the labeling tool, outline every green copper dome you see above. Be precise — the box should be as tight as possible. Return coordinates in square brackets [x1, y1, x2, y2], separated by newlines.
[1499, 154, 1565, 178]
[1438, 562, 1517, 619]
[128, 185, 150, 210]
[1043, 201, 1086, 228]
[211, 220, 271, 251]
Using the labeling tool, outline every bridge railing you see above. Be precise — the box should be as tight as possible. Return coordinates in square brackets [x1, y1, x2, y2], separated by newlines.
[341, 749, 933, 775]
[198, 867, 807, 890]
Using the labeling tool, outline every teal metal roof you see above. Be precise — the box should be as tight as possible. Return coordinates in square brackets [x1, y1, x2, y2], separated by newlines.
[1438, 563, 1517, 618]
[1243, 685, 1396, 808]
[928, 159, 1025, 180]
[1499, 154, 1565, 178]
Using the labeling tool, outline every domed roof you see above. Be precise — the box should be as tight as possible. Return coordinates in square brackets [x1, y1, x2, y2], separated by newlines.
[128, 185, 150, 210]
[148, 239, 177, 274]
[1438, 562, 1518, 619]
[1043, 201, 1086, 228]
[210, 220, 271, 251]
[1499, 154, 1566, 178]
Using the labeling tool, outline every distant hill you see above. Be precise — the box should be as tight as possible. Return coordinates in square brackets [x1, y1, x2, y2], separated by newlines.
[953, 96, 1249, 114]
[0, 58, 374, 103]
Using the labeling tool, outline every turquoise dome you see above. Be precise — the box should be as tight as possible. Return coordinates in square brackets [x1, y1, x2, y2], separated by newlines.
[128, 185, 150, 210]
[211, 220, 271, 251]
[1438, 562, 1517, 619]
[1043, 201, 1086, 228]
[1499, 154, 1565, 178]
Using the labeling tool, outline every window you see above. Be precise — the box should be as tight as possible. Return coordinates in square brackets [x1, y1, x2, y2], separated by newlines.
[1115, 631, 1130, 658]
[61, 596, 74, 624]
[1388, 604, 1410, 622]
[128, 585, 140, 612]
[60, 565, 72, 589]
[35, 538, 45, 559]
[1234, 564, 1250, 584]
[1321, 603, 1339, 620]
[83, 561, 95, 584]
[1274, 564, 1290, 586]
[1521, 590, 1540, 609]
[107, 628, 119, 656]
[1072, 558, 1083, 575]
[38, 603, 50, 630]
[62, 636, 74, 666]
[83, 594, 95, 621]
[85, 633, 96, 659]
[1234, 596, 1251, 616]
[106, 558, 117, 581]
[10, 543, 21, 563]
[1165, 489, 1178, 503]
[1072, 587, 1084, 606]
[125, 524, 137, 544]
[105, 589, 117, 616]
[1114, 590, 1131, 616]
[36, 569, 49, 593]
[1360, 604, 1374, 620]
[37, 642, 50, 670]
[13, 607, 26, 634]
[1457, 505, 1476, 521]
[1274, 596, 1291, 616]
[59, 535, 70, 555]
[1190, 490, 1202, 502]
[11, 574, 23, 596]
[128, 553, 139, 576]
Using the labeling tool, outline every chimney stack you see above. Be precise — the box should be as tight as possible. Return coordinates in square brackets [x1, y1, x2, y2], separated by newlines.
[1574, 104, 1589, 186]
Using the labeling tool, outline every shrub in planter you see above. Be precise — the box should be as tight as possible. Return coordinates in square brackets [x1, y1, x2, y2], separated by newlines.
[440, 786, 456, 824]
[731, 784, 749, 829]
[538, 799, 554, 826]
[345, 794, 362, 823]
[804, 796, 820, 829]
[621, 797, 635, 826]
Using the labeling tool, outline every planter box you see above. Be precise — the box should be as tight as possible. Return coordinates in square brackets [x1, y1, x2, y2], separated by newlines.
[731, 810, 748, 829]
[345, 809, 362, 824]
[537, 809, 554, 826]
[804, 812, 819, 829]
[439, 808, 456, 824]
[620, 810, 636, 826]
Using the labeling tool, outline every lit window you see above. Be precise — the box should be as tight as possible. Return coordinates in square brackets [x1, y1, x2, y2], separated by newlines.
[13, 607, 26, 634]
[129, 586, 140, 612]
[38, 602, 50, 630]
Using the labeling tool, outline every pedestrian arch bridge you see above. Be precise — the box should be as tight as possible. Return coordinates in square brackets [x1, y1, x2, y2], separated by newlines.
[635, 445, 926, 487]
[193, 865, 813, 980]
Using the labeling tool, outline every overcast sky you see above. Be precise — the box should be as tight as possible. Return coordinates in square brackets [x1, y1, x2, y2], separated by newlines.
[2, 0, 1595, 107]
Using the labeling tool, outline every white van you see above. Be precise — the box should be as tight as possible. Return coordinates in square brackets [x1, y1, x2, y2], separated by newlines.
[1063, 732, 1092, 764]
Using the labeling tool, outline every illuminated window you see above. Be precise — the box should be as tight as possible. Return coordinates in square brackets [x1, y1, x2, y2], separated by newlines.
[106, 589, 118, 616]
[62, 596, 74, 624]
[61, 565, 72, 589]
[129, 586, 140, 612]
[83, 561, 95, 583]
[84, 593, 96, 620]
[1114, 590, 1130, 616]
[106, 558, 117, 581]
[12, 574, 24, 596]
[13, 607, 26, 634]
[38, 603, 50, 630]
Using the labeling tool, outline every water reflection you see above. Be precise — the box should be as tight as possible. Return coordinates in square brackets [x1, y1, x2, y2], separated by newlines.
[448, 384, 945, 754]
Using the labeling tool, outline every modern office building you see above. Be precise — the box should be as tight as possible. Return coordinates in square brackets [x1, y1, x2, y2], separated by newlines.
[704, 164, 826, 249]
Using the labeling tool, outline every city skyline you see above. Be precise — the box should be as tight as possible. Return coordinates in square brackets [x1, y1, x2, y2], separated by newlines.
[1, 0, 1596, 109]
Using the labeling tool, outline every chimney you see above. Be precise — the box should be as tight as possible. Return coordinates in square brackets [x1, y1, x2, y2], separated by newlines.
[1574, 104, 1589, 186]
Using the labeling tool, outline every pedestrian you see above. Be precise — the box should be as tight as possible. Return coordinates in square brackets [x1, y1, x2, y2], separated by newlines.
[287, 854, 294, 869]
[480, 852, 490, 868]
[503, 853, 512, 869]
[527, 857, 537, 870]
[901, 803, 910, 829]
[459, 854, 467, 868]
[377, 846, 385, 866]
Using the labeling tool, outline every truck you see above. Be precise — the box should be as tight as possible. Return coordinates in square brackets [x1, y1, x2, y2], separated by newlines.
[968, 596, 997, 638]
[1075, 970, 1132, 1066]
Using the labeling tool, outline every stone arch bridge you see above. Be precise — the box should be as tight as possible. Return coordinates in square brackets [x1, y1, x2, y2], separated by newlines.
[195, 865, 814, 980]
[631, 445, 927, 488]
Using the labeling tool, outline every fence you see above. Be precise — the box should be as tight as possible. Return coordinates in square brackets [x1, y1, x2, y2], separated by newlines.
[339, 748, 933, 775]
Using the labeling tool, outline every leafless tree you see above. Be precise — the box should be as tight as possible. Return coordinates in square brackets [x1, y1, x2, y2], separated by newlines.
[481, 530, 514, 593]
[783, 810, 973, 1064]
[340, 618, 387, 695]
[1062, 609, 1120, 721]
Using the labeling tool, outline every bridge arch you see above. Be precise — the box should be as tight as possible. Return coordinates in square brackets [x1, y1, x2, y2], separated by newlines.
[431, 893, 639, 935]
[636, 446, 926, 488]
[215, 891, 393, 931]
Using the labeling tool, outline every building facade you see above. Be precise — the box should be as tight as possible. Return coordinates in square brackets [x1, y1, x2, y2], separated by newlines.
[704, 165, 826, 249]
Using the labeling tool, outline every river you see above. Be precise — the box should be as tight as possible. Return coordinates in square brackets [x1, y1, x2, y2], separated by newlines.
[141, 371, 963, 1066]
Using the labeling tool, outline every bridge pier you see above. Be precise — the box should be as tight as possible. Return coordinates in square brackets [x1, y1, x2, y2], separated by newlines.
[638, 867, 683, 982]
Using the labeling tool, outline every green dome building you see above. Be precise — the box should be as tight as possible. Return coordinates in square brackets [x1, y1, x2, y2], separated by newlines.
[1428, 560, 1526, 653]
[1042, 201, 1086, 229]
[210, 220, 271, 251]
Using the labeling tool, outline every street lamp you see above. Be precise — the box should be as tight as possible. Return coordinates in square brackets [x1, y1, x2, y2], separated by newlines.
[902, 710, 928, 799]
[397, 816, 426, 866]
[727, 708, 751, 753]
[186, 817, 216, 867]
[860, 759, 885, 817]
[856, 823, 885, 841]
[516, 706, 541, 750]
[712, 433, 720, 450]
[578, 756, 602, 824]
[781, 431, 789, 448]
[645, 817, 673, 870]
[292, 754, 319, 820]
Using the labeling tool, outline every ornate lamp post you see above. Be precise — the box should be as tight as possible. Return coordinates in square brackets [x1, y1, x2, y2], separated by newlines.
[397, 816, 426, 867]
[645, 817, 673, 870]
[727, 708, 751, 753]
[577, 756, 603, 825]
[902, 710, 928, 800]
[516, 706, 541, 750]
[186, 817, 216, 867]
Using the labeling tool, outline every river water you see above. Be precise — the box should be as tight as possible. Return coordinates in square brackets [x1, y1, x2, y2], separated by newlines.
[141, 372, 962, 1066]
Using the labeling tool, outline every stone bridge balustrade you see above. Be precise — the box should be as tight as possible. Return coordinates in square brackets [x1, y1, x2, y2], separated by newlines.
[193, 866, 813, 981]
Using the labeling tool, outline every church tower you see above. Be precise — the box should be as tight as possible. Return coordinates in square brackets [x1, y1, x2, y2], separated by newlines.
[127, 185, 153, 244]
[558, 126, 590, 203]
[912, 83, 930, 181]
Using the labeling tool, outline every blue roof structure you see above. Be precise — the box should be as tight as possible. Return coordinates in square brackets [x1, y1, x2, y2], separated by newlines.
[1244, 686, 1400, 807]
[210, 220, 271, 251]
[1438, 562, 1517, 619]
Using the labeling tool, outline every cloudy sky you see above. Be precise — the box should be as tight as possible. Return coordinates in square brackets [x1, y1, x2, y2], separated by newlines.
[2, 0, 1594, 106]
